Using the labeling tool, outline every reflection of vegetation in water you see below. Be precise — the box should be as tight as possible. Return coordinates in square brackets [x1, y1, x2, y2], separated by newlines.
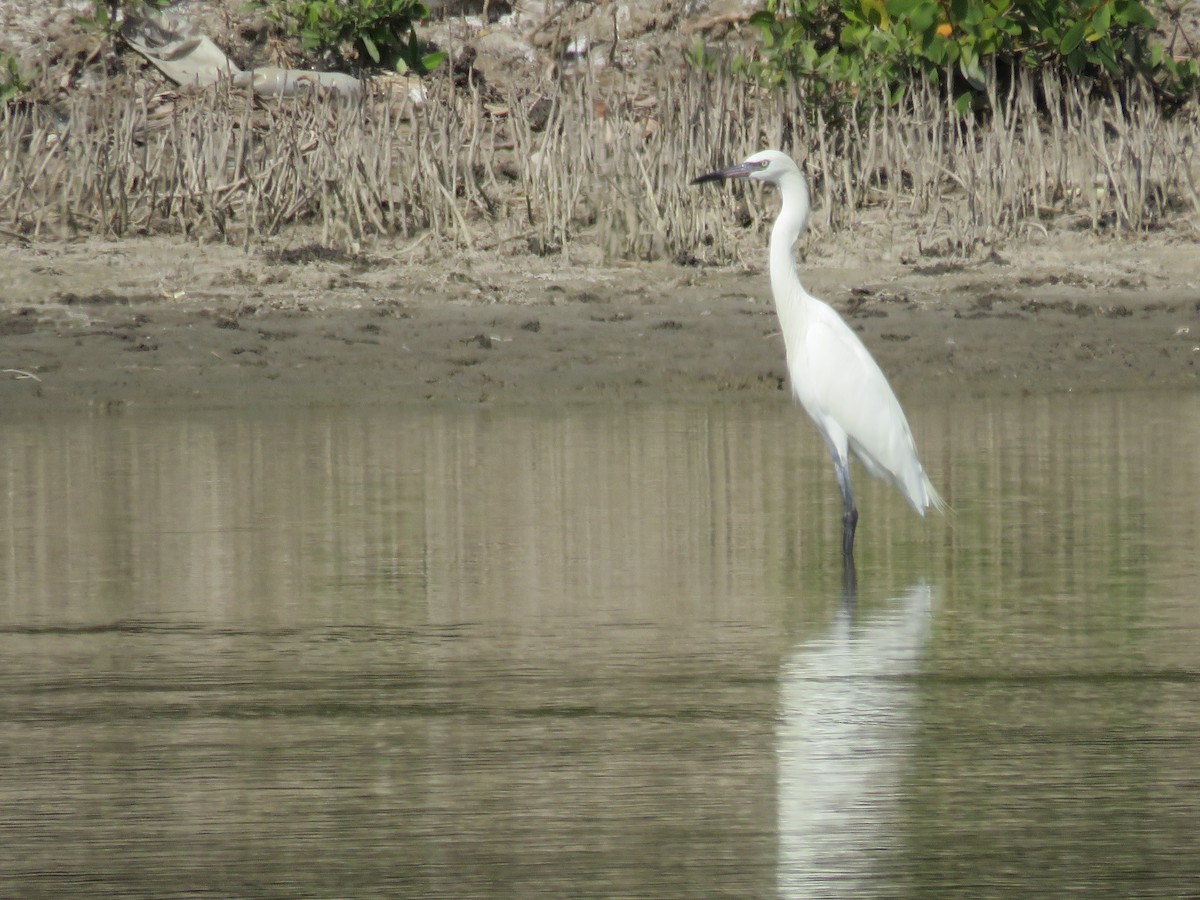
[898, 393, 1197, 611]
[934, 393, 1160, 618]
[0, 58, 1196, 256]
[896, 392, 1200, 897]
[1, 413, 433, 621]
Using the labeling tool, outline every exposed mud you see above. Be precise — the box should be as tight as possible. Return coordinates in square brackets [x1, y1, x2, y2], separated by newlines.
[2, 229, 1197, 412]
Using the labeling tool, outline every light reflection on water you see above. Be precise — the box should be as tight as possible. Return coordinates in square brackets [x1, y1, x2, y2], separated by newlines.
[0, 393, 1198, 896]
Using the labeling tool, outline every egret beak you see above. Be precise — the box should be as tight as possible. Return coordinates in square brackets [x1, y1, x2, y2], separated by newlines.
[691, 161, 759, 185]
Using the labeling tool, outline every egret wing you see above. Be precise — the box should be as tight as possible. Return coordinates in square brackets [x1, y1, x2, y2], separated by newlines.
[796, 305, 930, 509]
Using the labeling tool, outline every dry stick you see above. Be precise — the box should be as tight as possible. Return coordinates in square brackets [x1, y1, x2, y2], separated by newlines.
[223, 105, 249, 226]
[1043, 72, 1066, 200]
[344, 157, 367, 241]
[354, 157, 386, 233]
[864, 102, 886, 214]
[446, 113, 468, 234]
[266, 122, 301, 234]
[362, 102, 391, 232]
[465, 89, 497, 219]
[363, 104, 386, 235]
[9, 131, 57, 231]
[480, 105, 503, 201]
[0, 109, 17, 204]
[95, 115, 113, 237]
[421, 104, 447, 239]
[240, 103, 259, 251]
[417, 96, 441, 235]
[142, 113, 165, 233]
[320, 128, 338, 244]
[1104, 93, 1135, 227]
[1175, 118, 1200, 214]
[115, 96, 134, 234]
[411, 107, 439, 238]
[52, 132, 75, 239]
[430, 154, 474, 246]
[881, 95, 901, 214]
[182, 106, 203, 235]
[48, 120, 72, 237]
[4, 66, 1198, 258]
[815, 108, 834, 231]
[260, 108, 287, 233]
[319, 172, 331, 246]
[1021, 74, 1048, 214]
[171, 108, 190, 233]
[71, 109, 98, 237]
[182, 106, 204, 235]
[962, 103, 979, 239]
[1088, 113, 1130, 227]
[377, 89, 396, 233]
[1, 111, 24, 223]
[207, 108, 235, 236]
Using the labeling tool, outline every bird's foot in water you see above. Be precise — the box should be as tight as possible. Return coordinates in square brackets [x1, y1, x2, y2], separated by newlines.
[842, 548, 857, 599]
[841, 507, 858, 560]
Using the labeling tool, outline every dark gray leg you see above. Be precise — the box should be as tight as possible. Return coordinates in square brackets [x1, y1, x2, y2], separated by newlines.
[830, 452, 858, 564]
[837, 461, 858, 595]
[842, 559, 857, 605]
[820, 431, 858, 586]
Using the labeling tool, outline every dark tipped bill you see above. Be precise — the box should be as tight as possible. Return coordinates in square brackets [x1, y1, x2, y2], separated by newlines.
[691, 160, 758, 185]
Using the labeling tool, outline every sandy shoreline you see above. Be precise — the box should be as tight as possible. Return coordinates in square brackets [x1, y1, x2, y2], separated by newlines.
[2, 229, 1197, 413]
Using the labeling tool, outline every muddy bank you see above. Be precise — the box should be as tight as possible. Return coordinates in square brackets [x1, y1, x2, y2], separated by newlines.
[1, 230, 1197, 413]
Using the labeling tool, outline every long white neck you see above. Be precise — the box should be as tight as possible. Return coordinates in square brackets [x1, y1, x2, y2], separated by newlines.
[768, 168, 813, 337]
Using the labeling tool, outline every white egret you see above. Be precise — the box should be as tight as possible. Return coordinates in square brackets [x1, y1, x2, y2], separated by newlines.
[694, 150, 945, 567]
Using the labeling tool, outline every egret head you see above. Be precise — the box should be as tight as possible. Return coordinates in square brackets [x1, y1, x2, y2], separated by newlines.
[692, 149, 798, 187]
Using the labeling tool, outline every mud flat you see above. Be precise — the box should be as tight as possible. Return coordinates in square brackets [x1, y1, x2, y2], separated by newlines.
[1, 229, 1197, 413]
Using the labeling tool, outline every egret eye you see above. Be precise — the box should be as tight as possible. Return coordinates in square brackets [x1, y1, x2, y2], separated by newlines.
[758, 160, 770, 168]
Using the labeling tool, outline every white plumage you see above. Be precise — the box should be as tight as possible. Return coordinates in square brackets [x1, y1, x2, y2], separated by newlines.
[694, 149, 945, 564]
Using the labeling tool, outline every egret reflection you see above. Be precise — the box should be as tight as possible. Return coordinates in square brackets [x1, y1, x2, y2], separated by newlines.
[777, 584, 933, 895]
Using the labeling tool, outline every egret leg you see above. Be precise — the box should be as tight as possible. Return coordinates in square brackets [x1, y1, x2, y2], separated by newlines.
[842, 561, 857, 605]
[830, 452, 858, 561]
[819, 430, 858, 577]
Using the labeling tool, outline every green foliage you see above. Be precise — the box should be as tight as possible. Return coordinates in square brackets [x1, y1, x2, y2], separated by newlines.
[1, 54, 30, 103]
[253, 0, 445, 74]
[744, 0, 908, 107]
[744, 0, 1199, 113]
[76, 0, 172, 37]
[685, 36, 722, 73]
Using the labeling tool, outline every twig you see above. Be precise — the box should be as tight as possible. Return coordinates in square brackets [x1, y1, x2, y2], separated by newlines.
[3, 369, 42, 382]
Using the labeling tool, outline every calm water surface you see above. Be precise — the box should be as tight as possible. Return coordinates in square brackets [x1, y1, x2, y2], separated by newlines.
[2, 393, 1198, 897]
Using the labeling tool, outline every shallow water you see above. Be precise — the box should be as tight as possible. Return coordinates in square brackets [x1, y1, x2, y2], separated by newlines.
[2, 392, 1198, 897]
